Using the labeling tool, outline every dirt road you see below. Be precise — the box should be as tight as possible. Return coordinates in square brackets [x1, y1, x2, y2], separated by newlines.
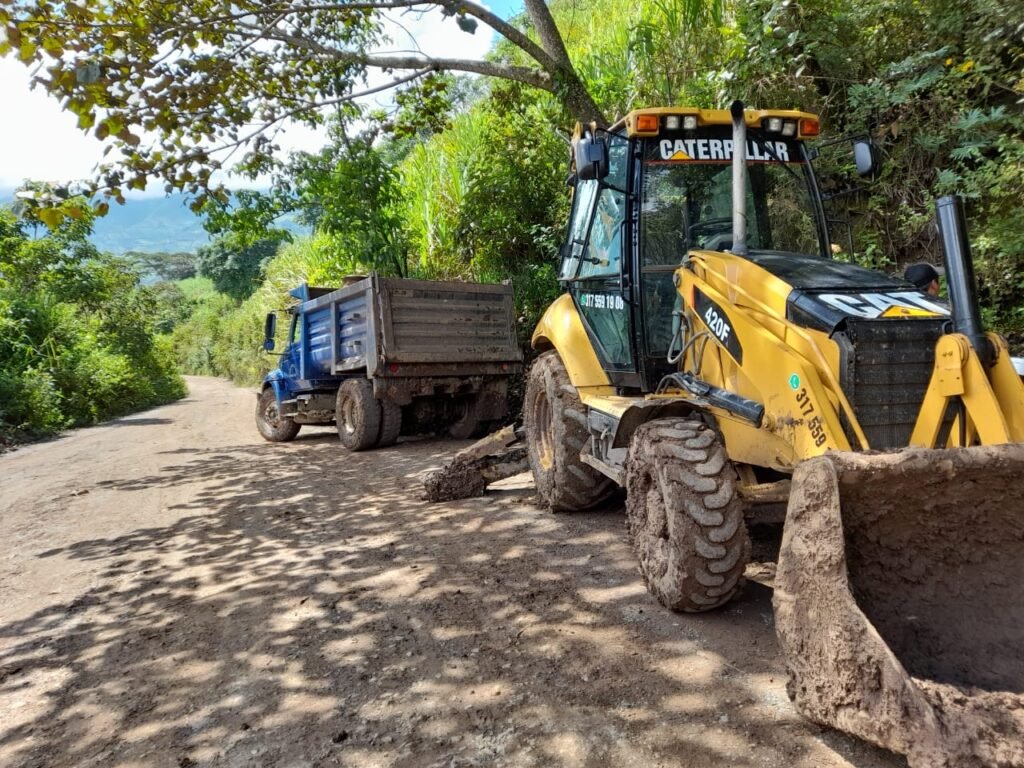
[0, 377, 905, 768]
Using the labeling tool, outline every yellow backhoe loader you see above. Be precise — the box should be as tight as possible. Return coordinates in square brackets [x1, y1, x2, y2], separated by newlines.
[523, 101, 1024, 767]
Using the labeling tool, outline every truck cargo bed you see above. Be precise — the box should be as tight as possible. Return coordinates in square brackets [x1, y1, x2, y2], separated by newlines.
[297, 276, 521, 380]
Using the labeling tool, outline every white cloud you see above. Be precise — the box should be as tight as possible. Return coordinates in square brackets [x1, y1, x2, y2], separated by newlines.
[0, 58, 104, 188]
[0, 7, 497, 191]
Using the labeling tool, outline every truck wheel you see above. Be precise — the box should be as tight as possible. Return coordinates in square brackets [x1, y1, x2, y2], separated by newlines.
[625, 418, 750, 612]
[255, 388, 301, 443]
[376, 399, 402, 447]
[336, 379, 381, 451]
[448, 397, 481, 440]
[524, 350, 614, 511]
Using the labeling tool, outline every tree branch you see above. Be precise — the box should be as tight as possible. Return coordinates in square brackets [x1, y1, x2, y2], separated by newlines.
[244, 23, 555, 91]
[360, 52, 553, 90]
[522, 0, 573, 68]
[448, 0, 556, 70]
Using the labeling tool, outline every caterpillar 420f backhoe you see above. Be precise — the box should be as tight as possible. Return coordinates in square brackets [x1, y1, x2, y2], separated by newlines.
[524, 101, 1024, 767]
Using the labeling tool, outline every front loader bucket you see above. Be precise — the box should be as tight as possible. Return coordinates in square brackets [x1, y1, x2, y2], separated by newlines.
[773, 446, 1024, 768]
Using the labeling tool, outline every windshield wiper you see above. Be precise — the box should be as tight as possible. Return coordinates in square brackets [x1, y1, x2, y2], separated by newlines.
[748, 131, 804, 185]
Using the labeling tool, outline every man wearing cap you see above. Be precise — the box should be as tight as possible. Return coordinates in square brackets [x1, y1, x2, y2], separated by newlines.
[905, 263, 941, 297]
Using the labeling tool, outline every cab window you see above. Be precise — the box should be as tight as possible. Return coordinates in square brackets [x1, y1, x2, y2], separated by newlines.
[578, 135, 628, 280]
[560, 179, 598, 280]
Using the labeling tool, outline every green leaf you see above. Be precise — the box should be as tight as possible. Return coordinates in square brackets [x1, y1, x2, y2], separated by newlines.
[36, 208, 64, 229]
[41, 38, 63, 57]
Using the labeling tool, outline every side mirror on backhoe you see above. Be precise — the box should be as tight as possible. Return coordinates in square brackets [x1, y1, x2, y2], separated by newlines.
[262, 312, 276, 351]
[575, 132, 609, 181]
[853, 139, 881, 179]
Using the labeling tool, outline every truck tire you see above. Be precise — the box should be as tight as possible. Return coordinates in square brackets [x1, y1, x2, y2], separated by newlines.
[376, 399, 402, 447]
[255, 387, 301, 442]
[625, 418, 750, 612]
[524, 350, 614, 511]
[336, 379, 381, 451]
[448, 397, 481, 440]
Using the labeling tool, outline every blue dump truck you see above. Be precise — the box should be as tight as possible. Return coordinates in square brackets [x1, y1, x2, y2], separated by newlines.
[257, 275, 523, 450]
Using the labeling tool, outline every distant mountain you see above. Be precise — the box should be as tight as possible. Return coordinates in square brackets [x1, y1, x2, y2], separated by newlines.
[0, 188, 306, 255]
[91, 195, 211, 254]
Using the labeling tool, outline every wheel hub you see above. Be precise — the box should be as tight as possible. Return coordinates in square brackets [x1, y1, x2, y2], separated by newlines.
[341, 397, 357, 436]
[264, 401, 281, 427]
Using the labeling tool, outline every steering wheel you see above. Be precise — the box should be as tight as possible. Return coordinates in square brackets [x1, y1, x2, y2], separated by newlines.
[688, 217, 733, 245]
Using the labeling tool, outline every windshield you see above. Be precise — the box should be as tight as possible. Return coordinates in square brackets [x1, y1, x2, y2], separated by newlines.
[641, 130, 822, 266]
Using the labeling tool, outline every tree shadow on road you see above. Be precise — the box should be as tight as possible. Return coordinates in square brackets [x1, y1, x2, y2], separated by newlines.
[0, 438, 905, 768]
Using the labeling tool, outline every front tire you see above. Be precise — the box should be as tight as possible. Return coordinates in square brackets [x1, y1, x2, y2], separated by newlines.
[256, 388, 300, 443]
[336, 379, 381, 451]
[523, 351, 614, 511]
[625, 418, 750, 612]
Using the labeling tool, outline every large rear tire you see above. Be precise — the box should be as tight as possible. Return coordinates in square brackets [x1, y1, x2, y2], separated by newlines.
[256, 388, 300, 443]
[524, 350, 614, 511]
[336, 379, 381, 451]
[376, 398, 402, 447]
[625, 418, 750, 612]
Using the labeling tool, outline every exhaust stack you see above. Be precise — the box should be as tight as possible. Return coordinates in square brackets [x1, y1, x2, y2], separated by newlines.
[935, 195, 993, 366]
[730, 100, 748, 257]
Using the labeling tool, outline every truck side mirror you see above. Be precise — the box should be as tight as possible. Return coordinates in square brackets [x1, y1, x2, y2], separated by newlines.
[575, 134, 609, 181]
[854, 140, 880, 179]
[263, 312, 276, 351]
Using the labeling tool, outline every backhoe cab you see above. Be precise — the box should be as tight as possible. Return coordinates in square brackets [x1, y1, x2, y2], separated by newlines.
[525, 102, 1024, 766]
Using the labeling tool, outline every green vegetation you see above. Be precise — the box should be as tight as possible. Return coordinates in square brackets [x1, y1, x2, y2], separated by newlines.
[0, 207, 186, 441]
[195, 234, 290, 301]
[5, 1, 606, 216]
[4, 0, 1023, 420]
[126, 250, 197, 282]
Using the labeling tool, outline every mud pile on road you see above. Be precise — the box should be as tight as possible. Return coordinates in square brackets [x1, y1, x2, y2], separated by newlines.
[774, 445, 1024, 768]
[422, 425, 528, 502]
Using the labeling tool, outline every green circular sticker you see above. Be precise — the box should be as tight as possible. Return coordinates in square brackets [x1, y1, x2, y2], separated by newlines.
[789, 373, 801, 390]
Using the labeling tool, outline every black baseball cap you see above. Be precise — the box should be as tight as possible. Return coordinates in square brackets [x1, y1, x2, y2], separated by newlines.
[904, 263, 940, 290]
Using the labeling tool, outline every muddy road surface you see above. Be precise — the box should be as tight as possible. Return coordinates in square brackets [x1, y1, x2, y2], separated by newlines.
[0, 377, 905, 768]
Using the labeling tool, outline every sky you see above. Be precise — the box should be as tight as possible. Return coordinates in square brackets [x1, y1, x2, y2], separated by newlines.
[0, 1, 522, 191]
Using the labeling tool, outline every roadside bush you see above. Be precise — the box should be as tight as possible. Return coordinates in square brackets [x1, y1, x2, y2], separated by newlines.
[170, 291, 238, 376]
[0, 208, 186, 441]
[207, 295, 269, 386]
[0, 367, 65, 434]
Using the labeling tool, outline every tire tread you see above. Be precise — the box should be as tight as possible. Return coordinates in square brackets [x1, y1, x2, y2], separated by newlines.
[524, 351, 614, 512]
[625, 418, 750, 612]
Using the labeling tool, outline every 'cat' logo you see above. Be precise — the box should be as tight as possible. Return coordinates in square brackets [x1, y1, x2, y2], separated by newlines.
[816, 291, 948, 319]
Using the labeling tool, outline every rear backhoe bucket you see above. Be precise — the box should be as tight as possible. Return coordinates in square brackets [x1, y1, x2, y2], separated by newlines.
[773, 446, 1024, 768]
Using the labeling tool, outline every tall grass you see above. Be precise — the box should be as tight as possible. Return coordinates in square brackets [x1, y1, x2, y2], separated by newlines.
[400, 112, 487, 280]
